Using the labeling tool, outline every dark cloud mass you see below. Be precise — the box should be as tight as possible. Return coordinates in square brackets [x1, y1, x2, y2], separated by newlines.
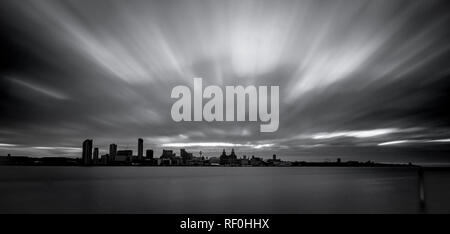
[1, 0, 450, 163]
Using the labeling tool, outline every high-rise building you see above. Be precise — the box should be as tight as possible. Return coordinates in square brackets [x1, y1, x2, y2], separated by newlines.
[82, 139, 93, 165]
[109, 144, 117, 162]
[138, 138, 143, 161]
[93, 147, 99, 164]
[146, 149, 154, 159]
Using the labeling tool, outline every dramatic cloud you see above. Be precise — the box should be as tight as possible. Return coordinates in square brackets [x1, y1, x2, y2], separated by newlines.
[162, 142, 274, 149]
[1, 0, 450, 163]
[379, 139, 450, 146]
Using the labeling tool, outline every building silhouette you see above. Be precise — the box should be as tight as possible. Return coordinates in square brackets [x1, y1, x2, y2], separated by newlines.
[146, 149, 154, 159]
[82, 139, 93, 165]
[180, 149, 193, 163]
[220, 149, 238, 165]
[230, 149, 237, 158]
[161, 150, 175, 160]
[109, 144, 117, 162]
[138, 138, 143, 161]
[93, 147, 99, 164]
[100, 154, 108, 164]
[160, 150, 182, 165]
[117, 150, 133, 162]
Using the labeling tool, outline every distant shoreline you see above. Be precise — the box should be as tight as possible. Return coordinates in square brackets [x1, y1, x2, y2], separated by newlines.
[0, 157, 419, 168]
[4, 155, 450, 169]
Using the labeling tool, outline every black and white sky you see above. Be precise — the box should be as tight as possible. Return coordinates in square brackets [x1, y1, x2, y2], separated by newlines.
[1, 0, 450, 163]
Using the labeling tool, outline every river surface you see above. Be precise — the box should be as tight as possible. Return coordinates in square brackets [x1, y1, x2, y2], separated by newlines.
[0, 166, 449, 213]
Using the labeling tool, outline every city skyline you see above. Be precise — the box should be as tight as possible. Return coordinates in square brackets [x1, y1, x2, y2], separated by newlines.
[81, 137, 274, 165]
[3, 136, 417, 168]
[1, 0, 450, 164]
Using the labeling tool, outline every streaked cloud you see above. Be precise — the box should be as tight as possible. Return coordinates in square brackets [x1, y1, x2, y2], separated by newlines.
[162, 142, 273, 149]
[311, 128, 400, 139]
[378, 139, 450, 146]
[378, 140, 413, 146]
[8, 77, 69, 100]
[33, 146, 81, 152]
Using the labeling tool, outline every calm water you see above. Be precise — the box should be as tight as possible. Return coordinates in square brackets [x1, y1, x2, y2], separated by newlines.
[0, 166, 449, 213]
